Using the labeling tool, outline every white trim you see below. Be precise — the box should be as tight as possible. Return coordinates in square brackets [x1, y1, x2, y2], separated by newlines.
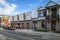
[32, 17, 46, 21]
[38, 17, 46, 20]
[47, 9, 48, 15]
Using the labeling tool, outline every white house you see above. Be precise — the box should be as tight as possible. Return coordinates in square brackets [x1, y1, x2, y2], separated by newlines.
[46, 1, 60, 31]
[32, 7, 47, 30]
[23, 12, 33, 29]
[25, 12, 32, 20]
[31, 8, 38, 18]
[19, 14, 24, 21]
[14, 15, 18, 21]
[10, 16, 14, 21]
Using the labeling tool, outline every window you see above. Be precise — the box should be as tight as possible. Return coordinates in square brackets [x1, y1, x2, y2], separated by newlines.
[17, 15, 19, 21]
[23, 13, 26, 20]
[12, 16, 14, 21]
[38, 10, 43, 17]
[17, 23, 20, 25]
[51, 8, 57, 18]
[27, 23, 29, 26]
[43, 9, 47, 17]
[41, 21, 47, 29]
[0, 17, 2, 23]
[41, 11, 43, 16]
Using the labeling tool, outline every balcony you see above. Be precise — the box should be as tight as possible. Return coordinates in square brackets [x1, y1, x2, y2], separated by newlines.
[46, 14, 59, 21]
[38, 17, 46, 20]
[32, 17, 46, 21]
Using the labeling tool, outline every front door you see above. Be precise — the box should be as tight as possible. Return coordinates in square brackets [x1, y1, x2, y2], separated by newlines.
[27, 23, 29, 29]
[33, 21, 37, 29]
[51, 21, 56, 31]
[21, 23, 24, 29]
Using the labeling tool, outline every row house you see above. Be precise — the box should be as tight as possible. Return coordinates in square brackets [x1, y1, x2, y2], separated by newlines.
[31, 1, 60, 31]
[46, 1, 60, 31]
[32, 1, 60, 31]
[10, 1, 60, 31]
[10, 16, 14, 22]
[32, 7, 46, 30]
[18, 14, 25, 29]
[23, 12, 32, 29]
[10, 13, 24, 28]
[31, 8, 38, 29]
[16, 13, 32, 29]
[37, 7, 47, 30]
[10, 12, 32, 29]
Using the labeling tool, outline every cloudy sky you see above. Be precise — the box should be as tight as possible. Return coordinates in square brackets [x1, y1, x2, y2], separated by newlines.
[0, 0, 60, 15]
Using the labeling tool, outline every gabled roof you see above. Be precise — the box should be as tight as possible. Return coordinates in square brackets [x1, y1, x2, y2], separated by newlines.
[57, 2, 60, 5]
[46, 1, 58, 7]
[37, 7, 46, 10]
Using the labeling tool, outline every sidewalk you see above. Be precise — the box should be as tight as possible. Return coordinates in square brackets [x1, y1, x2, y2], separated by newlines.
[0, 34, 6, 40]
[15, 29, 59, 35]
[0, 28, 6, 40]
[15, 29, 60, 40]
[0, 28, 4, 30]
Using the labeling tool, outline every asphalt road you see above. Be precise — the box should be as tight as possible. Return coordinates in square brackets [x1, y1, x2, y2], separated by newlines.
[0, 29, 43, 40]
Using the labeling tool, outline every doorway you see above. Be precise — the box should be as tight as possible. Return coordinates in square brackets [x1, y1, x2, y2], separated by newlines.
[51, 21, 56, 31]
[51, 7, 57, 31]
[26, 23, 29, 29]
[21, 23, 24, 29]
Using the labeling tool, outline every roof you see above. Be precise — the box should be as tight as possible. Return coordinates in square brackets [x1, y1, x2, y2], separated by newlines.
[46, 1, 60, 7]
[57, 2, 60, 5]
[37, 7, 46, 10]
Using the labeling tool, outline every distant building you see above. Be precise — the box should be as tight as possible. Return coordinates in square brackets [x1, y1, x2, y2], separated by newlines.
[10, 11, 33, 29]
[0, 15, 10, 26]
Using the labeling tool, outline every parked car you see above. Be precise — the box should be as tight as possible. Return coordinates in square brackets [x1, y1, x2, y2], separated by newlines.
[3, 26, 16, 30]
[9, 27, 16, 30]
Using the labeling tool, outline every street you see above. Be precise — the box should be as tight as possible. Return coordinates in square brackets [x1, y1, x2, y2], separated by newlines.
[0, 29, 42, 40]
[0, 29, 60, 40]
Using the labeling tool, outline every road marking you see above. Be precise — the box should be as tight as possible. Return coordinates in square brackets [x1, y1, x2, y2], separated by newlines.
[0, 30, 35, 40]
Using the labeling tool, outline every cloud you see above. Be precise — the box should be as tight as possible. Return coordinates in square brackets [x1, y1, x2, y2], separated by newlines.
[13, 12, 20, 15]
[0, 0, 17, 15]
[29, 0, 45, 7]
[29, 3, 40, 7]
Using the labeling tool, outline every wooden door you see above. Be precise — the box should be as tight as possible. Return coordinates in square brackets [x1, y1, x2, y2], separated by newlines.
[27, 23, 29, 29]
[21, 23, 24, 29]
[51, 21, 56, 31]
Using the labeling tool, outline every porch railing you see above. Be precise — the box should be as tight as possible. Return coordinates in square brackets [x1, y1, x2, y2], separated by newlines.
[46, 14, 59, 21]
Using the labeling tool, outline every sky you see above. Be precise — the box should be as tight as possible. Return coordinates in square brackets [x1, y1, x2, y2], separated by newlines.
[0, 0, 60, 15]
